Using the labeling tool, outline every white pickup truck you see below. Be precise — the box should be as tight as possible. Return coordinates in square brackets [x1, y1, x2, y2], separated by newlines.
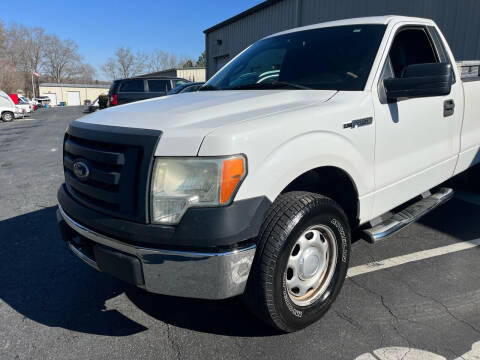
[0, 91, 22, 122]
[57, 16, 480, 332]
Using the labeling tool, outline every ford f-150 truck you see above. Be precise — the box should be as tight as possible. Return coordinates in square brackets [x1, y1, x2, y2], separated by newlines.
[57, 16, 480, 332]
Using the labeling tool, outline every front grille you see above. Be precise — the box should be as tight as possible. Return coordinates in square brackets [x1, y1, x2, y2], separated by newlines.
[63, 122, 161, 223]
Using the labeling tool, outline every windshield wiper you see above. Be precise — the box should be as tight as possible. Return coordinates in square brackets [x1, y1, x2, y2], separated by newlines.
[229, 81, 312, 90]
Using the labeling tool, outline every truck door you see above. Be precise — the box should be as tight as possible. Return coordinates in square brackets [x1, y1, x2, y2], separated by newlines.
[372, 25, 463, 218]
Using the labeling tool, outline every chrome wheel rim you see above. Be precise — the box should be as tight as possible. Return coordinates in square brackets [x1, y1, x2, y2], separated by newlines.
[4, 113, 12, 121]
[284, 224, 338, 307]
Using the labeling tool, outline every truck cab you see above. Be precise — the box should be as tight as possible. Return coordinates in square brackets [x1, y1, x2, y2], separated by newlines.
[57, 16, 480, 332]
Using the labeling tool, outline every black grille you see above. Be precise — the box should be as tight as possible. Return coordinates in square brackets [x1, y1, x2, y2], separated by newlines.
[63, 122, 161, 223]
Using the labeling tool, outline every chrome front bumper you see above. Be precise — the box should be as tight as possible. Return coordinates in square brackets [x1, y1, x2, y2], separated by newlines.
[58, 206, 256, 299]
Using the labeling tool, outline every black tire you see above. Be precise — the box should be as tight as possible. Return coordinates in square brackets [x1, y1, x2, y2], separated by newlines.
[1, 111, 14, 122]
[243, 191, 351, 332]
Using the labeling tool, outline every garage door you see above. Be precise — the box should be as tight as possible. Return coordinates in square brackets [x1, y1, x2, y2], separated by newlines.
[42, 93, 57, 106]
[67, 91, 81, 106]
[215, 55, 230, 72]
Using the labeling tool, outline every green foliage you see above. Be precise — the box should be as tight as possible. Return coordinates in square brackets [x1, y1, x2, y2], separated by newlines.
[196, 51, 206, 67]
[182, 59, 194, 68]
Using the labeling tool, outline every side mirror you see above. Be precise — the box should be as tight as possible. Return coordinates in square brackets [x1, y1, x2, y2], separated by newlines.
[384, 63, 452, 102]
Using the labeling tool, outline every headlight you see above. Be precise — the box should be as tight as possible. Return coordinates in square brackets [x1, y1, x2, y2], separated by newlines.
[151, 155, 247, 224]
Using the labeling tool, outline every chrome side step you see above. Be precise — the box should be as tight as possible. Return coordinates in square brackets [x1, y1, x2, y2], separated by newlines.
[363, 187, 454, 243]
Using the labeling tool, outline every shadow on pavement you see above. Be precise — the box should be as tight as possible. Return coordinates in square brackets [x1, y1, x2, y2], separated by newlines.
[0, 206, 146, 337]
[0, 206, 276, 337]
[4, 194, 478, 339]
[418, 197, 480, 240]
[125, 288, 276, 337]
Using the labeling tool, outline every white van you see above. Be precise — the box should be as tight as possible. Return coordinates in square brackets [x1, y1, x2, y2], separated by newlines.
[0, 91, 21, 122]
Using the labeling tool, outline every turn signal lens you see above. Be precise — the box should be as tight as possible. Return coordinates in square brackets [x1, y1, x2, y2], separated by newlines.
[220, 157, 246, 204]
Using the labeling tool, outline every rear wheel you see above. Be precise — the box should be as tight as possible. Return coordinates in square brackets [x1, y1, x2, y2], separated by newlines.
[1, 111, 14, 122]
[243, 191, 351, 332]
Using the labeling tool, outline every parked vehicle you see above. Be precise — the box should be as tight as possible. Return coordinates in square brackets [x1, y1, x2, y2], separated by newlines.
[108, 77, 189, 106]
[20, 96, 37, 111]
[16, 99, 32, 116]
[34, 96, 51, 108]
[168, 82, 204, 95]
[57, 16, 480, 332]
[0, 91, 22, 122]
[86, 97, 100, 113]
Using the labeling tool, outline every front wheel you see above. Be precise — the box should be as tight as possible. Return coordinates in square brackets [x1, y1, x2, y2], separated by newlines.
[1, 111, 14, 122]
[243, 191, 351, 332]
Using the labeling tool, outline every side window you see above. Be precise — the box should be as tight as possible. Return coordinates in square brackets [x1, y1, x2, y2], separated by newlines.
[388, 28, 438, 78]
[427, 26, 456, 84]
[119, 79, 144, 93]
[148, 80, 170, 92]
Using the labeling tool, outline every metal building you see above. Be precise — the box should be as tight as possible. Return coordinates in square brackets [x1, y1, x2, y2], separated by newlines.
[139, 68, 206, 82]
[204, 0, 480, 79]
[39, 83, 110, 106]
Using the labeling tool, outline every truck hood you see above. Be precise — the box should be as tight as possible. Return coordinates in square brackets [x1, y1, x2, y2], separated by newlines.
[77, 90, 337, 155]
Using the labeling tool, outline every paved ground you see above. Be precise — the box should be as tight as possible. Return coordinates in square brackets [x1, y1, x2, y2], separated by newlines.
[1, 107, 480, 360]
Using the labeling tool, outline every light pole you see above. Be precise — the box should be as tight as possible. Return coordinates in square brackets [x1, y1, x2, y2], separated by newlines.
[31, 71, 40, 98]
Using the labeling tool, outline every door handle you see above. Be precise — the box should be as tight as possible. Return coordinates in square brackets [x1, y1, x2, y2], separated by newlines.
[444, 99, 455, 117]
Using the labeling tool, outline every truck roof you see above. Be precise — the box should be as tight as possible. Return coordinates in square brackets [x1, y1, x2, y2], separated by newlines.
[265, 15, 435, 39]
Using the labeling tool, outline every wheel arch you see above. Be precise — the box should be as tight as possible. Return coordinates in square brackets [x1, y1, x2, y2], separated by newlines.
[280, 166, 360, 227]
[1, 110, 14, 120]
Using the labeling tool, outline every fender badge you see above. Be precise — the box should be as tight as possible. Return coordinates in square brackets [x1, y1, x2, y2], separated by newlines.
[343, 117, 373, 129]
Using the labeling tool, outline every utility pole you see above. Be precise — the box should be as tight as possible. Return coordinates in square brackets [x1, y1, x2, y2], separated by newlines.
[31, 71, 36, 98]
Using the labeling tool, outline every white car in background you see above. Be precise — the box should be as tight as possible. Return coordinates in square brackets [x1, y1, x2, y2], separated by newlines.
[0, 91, 21, 122]
[15, 99, 32, 116]
[20, 96, 36, 109]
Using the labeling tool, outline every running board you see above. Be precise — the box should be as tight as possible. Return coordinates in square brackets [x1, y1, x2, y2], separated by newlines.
[363, 187, 454, 243]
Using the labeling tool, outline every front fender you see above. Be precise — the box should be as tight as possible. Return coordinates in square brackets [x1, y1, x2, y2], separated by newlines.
[199, 91, 376, 223]
[237, 131, 371, 202]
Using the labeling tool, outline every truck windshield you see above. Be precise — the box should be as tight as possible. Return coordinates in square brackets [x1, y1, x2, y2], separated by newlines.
[203, 24, 386, 91]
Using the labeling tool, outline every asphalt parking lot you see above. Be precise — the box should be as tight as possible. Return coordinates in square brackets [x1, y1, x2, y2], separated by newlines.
[1, 107, 480, 360]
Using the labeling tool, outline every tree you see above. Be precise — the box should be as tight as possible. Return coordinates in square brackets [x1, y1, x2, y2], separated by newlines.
[147, 50, 179, 73]
[196, 51, 206, 67]
[101, 47, 146, 80]
[69, 63, 97, 84]
[3, 24, 28, 68]
[0, 21, 5, 52]
[25, 28, 46, 75]
[23, 27, 47, 96]
[1, 24, 38, 95]
[42, 35, 83, 83]
[0, 58, 24, 93]
[181, 59, 194, 68]
[100, 59, 119, 80]
[0, 23, 96, 94]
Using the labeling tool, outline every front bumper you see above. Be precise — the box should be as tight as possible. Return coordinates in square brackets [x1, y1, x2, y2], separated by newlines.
[57, 206, 256, 299]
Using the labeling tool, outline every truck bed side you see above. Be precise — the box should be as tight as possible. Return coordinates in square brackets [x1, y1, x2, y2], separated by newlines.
[454, 61, 480, 174]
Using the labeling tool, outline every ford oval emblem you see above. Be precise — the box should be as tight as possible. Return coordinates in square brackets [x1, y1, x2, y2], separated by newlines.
[73, 160, 90, 181]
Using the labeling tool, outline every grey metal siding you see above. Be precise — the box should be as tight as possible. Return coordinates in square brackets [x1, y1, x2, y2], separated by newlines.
[206, 0, 299, 78]
[300, 0, 480, 62]
[205, 0, 480, 79]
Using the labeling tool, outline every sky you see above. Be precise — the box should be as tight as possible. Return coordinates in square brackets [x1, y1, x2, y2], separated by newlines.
[0, 0, 263, 78]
